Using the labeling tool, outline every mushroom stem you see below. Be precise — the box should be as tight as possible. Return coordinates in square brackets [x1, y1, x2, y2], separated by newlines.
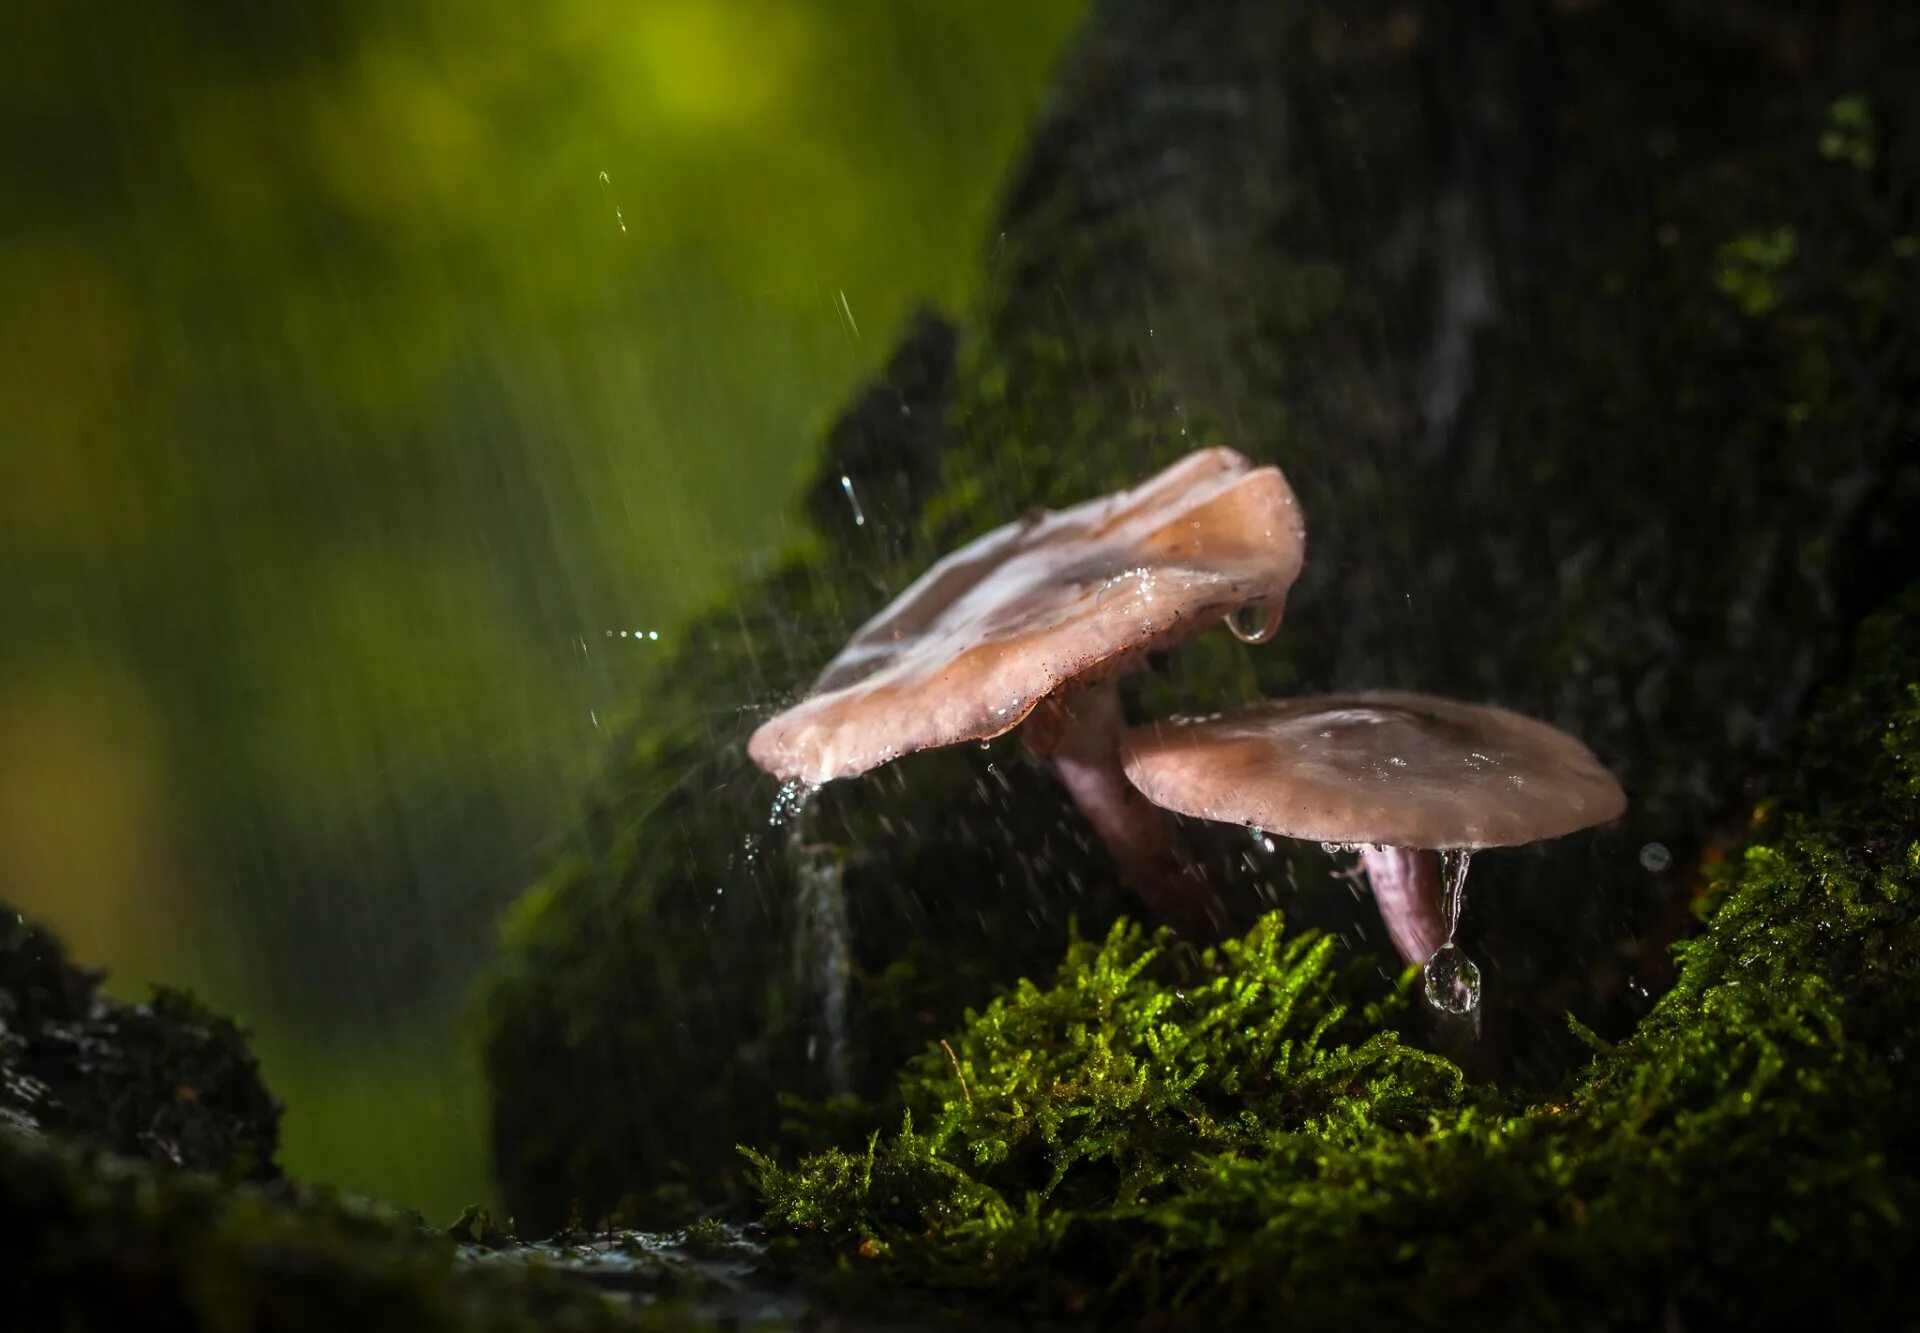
[1029, 680, 1223, 938]
[1358, 845, 1446, 966]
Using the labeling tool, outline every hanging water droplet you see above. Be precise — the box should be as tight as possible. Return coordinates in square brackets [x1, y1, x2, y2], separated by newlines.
[839, 474, 866, 527]
[1438, 847, 1473, 938]
[1226, 603, 1278, 644]
[1423, 942, 1482, 1014]
[1639, 841, 1673, 873]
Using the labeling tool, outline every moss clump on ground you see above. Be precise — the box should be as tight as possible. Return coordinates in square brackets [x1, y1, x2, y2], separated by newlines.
[749, 585, 1920, 1326]
[748, 915, 1463, 1301]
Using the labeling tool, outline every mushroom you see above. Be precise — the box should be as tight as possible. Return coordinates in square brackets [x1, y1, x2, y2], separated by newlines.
[748, 446, 1307, 935]
[1119, 690, 1626, 1009]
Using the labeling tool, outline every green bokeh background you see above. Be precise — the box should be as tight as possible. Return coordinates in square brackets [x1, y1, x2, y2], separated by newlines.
[0, 0, 1084, 1218]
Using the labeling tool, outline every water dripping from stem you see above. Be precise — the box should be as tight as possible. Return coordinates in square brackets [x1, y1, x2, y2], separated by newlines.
[1423, 848, 1481, 1015]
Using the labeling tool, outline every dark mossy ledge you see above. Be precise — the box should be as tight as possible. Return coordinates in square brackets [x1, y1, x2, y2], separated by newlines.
[752, 583, 1920, 1327]
[0, 1123, 806, 1332]
[0, 908, 281, 1176]
[0, 916, 807, 1330]
[483, 0, 1920, 1233]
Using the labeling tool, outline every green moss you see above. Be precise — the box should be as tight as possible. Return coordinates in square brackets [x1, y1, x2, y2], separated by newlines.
[747, 915, 1463, 1298]
[749, 586, 1920, 1325]
[1714, 227, 1799, 317]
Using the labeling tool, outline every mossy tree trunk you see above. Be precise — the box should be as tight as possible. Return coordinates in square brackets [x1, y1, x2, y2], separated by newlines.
[484, 0, 1920, 1232]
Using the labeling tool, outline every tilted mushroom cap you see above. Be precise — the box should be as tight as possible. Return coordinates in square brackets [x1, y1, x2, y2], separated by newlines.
[748, 447, 1306, 784]
[1120, 690, 1626, 850]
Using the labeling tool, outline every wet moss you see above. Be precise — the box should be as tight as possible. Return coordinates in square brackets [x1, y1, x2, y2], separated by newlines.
[748, 584, 1920, 1325]
[746, 916, 1465, 1296]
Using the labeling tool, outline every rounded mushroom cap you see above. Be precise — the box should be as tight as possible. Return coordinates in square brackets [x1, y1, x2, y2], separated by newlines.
[749, 447, 1307, 784]
[1120, 690, 1626, 850]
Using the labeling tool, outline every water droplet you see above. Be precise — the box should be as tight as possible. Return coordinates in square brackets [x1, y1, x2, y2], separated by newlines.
[769, 779, 817, 828]
[839, 474, 866, 527]
[1226, 604, 1278, 644]
[1639, 841, 1673, 873]
[1096, 565, 1157, 606]
[1423, 942, 1481, 1014]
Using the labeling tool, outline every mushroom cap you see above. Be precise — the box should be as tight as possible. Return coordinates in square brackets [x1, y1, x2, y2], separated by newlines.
[748, 447, 1307, 784]
[1120, 690, 1626, 850]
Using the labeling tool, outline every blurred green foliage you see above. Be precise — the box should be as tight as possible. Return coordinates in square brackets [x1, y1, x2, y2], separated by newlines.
[0, 0, 1084, 1216]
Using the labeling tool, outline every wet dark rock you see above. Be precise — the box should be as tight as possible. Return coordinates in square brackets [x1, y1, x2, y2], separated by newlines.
[0, 1127, 709, 1332]
[0, 907, 281, 1177]
[485, 0, 1920, 1230]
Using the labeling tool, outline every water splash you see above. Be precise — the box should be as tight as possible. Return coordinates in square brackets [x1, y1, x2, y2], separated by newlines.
[1226, 603, 1278, 644]
[761, 782, 853, 1095]
[769, 779, 817, 828]
[839, 474, 866, 527]
[1423, 848, 1480, 1014]
[794, 841, 853, 1096]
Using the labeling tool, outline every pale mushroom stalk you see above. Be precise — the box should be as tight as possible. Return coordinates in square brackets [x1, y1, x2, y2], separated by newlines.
[1027, 680, 1222, 938]
[1357, 845, 1445, 966]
